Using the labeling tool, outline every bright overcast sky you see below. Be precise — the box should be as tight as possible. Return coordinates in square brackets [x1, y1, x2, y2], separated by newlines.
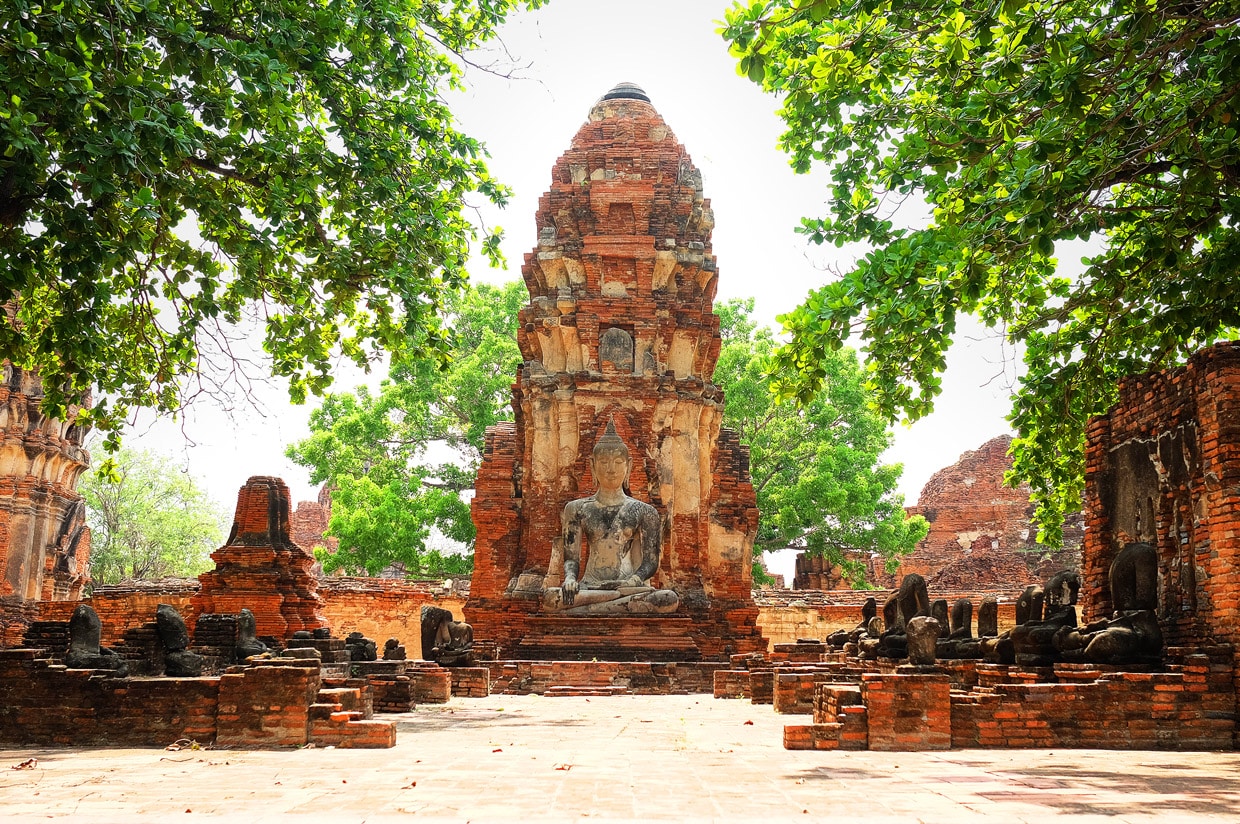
[129, 0, 1020, 522]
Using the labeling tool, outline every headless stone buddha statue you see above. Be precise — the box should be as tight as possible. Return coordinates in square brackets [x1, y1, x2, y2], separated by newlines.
[542, 422, 679, 617]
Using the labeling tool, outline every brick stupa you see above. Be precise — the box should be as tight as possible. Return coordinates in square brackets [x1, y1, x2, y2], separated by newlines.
[466, 83, 767, 661]
[192, 476, 327, 639]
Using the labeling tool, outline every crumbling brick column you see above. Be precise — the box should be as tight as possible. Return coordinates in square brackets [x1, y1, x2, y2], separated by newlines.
[0, 363, 91, 607]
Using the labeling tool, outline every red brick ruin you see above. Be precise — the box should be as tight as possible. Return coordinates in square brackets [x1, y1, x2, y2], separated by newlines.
[756, 342, 1240, 752]
[892, 434, 1082, 588]
[192, 476, 327, 639]
[467, 83, 766, 661]
[1084, 341, 1240, 698]
[792, 435, 1082, 592]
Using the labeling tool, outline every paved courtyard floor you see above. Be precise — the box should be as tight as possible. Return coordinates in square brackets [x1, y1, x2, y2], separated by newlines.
[1, 693, 1238, 822]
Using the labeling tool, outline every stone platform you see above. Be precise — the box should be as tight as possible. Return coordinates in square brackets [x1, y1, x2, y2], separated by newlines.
[513, 616, 702, 662]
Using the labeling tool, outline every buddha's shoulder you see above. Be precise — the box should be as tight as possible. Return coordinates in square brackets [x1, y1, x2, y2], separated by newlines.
[623, 497, 660, 518]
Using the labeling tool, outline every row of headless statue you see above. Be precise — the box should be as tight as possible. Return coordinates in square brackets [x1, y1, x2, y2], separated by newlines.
[59, 602, 476, 678]
[830, 542, 1163, 667]
[62, 604, 411, 677]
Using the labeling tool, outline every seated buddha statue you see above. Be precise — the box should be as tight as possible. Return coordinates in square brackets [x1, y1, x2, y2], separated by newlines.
[541, 421, 680, 617]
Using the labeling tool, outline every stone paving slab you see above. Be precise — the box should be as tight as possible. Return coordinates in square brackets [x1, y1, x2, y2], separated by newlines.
[1, 693, 1238, 822]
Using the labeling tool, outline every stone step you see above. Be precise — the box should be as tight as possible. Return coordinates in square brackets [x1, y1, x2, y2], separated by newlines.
[543, 686, 630, 697]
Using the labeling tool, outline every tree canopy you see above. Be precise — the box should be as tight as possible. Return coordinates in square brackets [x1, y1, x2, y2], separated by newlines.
[722, 0, 1240, 541]
[79, 446, 226, 584]
[0, 0, 542, 448]
[286, 279, 523, 576]
[715, 299, 926, 587]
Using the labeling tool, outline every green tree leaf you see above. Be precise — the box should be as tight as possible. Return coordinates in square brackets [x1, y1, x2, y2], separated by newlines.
[0, 0, 545, 446]
[716, 299, 927, 587]
[723, 0, 1240, 543]
[286, 280, 524, 577]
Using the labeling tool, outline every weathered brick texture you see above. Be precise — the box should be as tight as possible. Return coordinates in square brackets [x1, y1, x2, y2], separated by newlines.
[466, 85, 765, 660]
[290, 484, 337, 557]
[0, 363, 91, 610]
[869, 436, 1082, 588]
[0, 650, 396, 748]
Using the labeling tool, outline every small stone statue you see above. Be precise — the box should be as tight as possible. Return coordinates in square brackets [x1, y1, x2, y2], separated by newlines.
[541, 421, 679, 616]
[1015, 585, 1045, 625]
[1056, 543, 1162, 664]
[906, 616, 941, 666]
[949, 599, 973, 640]
[65, 604, 128, 676]
[833, 597, 879, 651]
[876, 574, 930, 659]
[930, 599, 950, 638]
[235, 608, 269, 661]
[383, 637, 406, 660]
[855, 597, 878, 634]
[156, 603, 204, 677]
[345, 631, 378, 662]
[420, 605, 474, 667]
[977, 597, 999, 638]
[1013, 570, 1081, 666]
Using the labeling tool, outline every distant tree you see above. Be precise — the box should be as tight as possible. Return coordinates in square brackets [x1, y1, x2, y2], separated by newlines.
[79, 447, 226, 584]
[715, 299, 927, 587]
[0, 0, 544, 451]
[287, 280, 524, 576]
[723, 0, 1240, 543]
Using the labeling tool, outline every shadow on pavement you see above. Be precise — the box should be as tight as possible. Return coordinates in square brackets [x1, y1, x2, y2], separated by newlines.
[786, 758, 1240, 818]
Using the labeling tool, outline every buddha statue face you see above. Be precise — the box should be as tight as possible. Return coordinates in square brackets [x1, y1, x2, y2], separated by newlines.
[591, 443, 630, 492]
[590, 422, 631, 493]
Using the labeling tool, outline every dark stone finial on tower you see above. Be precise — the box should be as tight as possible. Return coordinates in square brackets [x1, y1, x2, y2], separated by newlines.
[600, 81, 650, 103]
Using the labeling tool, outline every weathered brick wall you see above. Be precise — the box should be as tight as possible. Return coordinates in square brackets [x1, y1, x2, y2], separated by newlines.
[0, 649, 397, 748]
[14, 578, 462, 656]
[54, 581, 198, 646]
[878, 435, 1081, 588]
[487, 659, 724, 695]
[863, 673, 953, 751]
[782, 649, 1236, 751]
[8, 578, 1032, 657]
[952, 655, 1235, 749]
[1084, 341, 1240, 720]
[466, 84, 766, 660]
[215, 662, 320, 748]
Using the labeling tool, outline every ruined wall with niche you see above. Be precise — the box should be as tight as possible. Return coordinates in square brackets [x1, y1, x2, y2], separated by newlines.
[1084, 342, 1240, 650]
[467, 85, 766, 659]
[0, 363, 92, 610]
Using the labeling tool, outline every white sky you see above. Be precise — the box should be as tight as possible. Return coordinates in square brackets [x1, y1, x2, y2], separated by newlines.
[128, 1, 1021, 563]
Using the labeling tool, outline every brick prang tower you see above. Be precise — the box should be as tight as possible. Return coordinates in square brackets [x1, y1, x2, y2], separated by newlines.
[467, 83, 767, 660]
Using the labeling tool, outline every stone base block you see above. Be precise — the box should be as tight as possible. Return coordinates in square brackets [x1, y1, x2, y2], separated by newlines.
[450, 666, 491, 697]
[514, 617, 702, 662]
